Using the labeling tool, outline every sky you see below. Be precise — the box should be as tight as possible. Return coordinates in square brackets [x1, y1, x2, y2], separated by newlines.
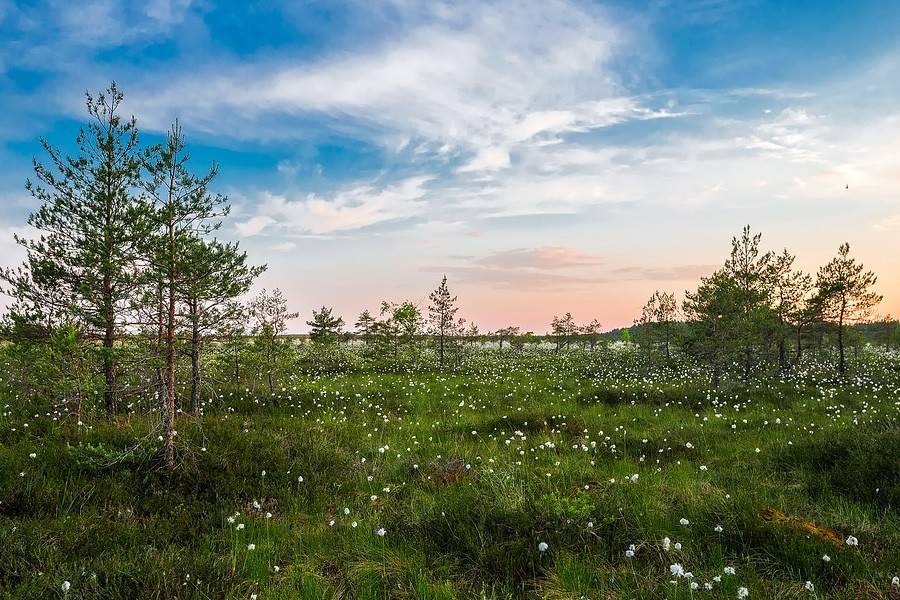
[1, 0, 899, 333]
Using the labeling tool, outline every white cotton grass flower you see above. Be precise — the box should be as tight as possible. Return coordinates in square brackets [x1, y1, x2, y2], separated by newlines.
[846, 535, 858, 546]
[376, 528, 386, 537]
[738, 587, 749, 599]
[804, 581, 814, 592]
[822, 554, 831, 562]
[679, 518, 690, 526]
[538, 541, 548, 552]
[662, 537, 671, 551]
[724, 566, 736, 575]
[61, 580, 71, 593]
[247, 543, 256, 550]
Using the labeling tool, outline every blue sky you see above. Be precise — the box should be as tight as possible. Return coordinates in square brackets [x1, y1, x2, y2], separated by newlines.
[1, 0, 899, 331]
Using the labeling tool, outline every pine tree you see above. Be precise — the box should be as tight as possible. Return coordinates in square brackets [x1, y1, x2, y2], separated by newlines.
[307, 306, 345, 344]
[580, 319, 602, 351]
[1, 83, 150, 418]
[683, 270, 742, 387]
[550, 313, 576, 351]
[181, 239, 262, 417]
[428, 275, 458, 368]
[373, 302, 402, 360]
[814, 243, 881, 377]
[394, 301, 423, 353]
[249, 288, 298, 394]
[635, 291, 676, 361]
[355, 310, 375, 344]
[723, 226, 774, 380]
[495, 326, 520, 352]
[143, 120, 229, 465]
[766, 249, 811, 374]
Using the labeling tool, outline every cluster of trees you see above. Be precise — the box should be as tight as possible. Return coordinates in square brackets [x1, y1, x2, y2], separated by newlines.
[299, 276, 480, 369]
[671, 227, 880, 384]
[548, 314, 603, 351]
[634, 291, 677, 359]
[0, 84, 264, 467]
[480, 227, 882, 387]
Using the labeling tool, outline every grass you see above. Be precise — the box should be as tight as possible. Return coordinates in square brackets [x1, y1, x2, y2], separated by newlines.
[1, 349, 899, 599]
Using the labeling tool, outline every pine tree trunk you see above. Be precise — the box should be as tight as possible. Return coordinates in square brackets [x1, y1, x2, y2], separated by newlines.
[743, 347, 751, 381]
[164, 269, 177, 470]
[267, 340, 275, 395]
[778, 338, 786, 375]
[156, 283, 165, 411]
[837, 325, 845, 377]
[163, 210, 177, 470]
[837, 299, 846, 377]
[102, 284, 116, 418]
[190, 303, 201, 416]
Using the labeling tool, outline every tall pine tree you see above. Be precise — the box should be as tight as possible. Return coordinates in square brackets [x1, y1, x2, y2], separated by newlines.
[428, 276, 458, 368]
[814, 243, 881, 377]
[1, 83, 150, 417]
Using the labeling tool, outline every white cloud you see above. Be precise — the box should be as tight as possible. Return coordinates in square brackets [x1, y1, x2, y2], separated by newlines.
[270, 241, 297, 252]
[131, 0, 647, 171]
[456, 147, 510, 173]
[238, 175, 433, 236]
[874, 214, 900, 231]
[236, 215, 276, 237]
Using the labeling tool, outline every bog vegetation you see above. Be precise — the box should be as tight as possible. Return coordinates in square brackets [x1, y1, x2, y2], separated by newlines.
[0, 85, 898, 599]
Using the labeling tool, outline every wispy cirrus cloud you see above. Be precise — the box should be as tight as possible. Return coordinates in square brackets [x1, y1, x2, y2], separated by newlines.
[475, 246, 603, 270]
[126, 0, 665, 167]
[611, 264, 719, 281]
[874, 214, 900, 231]
[235, 175, 433, 236]
[424, 246, 721, 291]
[1, 0, 196, 63]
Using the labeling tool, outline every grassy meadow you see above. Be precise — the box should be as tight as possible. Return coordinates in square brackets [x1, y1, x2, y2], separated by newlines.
[1, 346, 898, 600]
